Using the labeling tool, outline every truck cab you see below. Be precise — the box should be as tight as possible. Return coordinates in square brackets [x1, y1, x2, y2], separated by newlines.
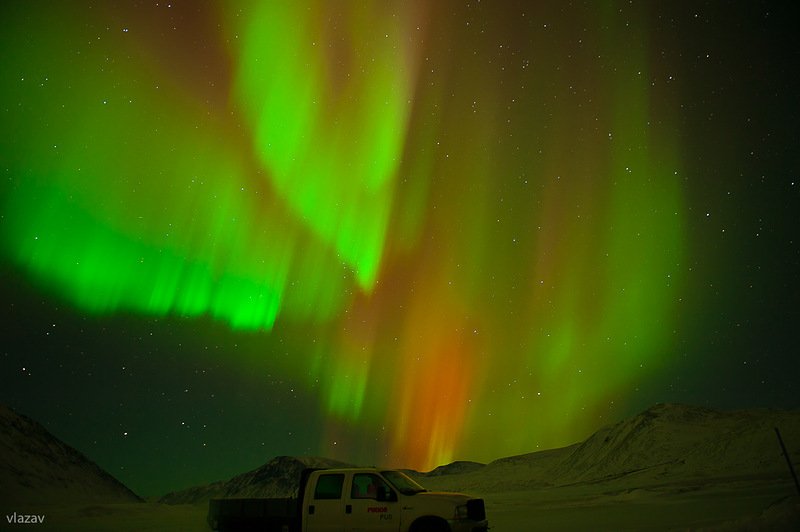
[301, 468, 487, 532]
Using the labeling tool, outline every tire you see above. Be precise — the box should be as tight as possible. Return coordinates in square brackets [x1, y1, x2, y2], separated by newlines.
[411, 518, 448, 532]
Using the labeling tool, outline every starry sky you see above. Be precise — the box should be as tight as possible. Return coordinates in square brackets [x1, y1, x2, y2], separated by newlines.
[1, 1, 798, 497]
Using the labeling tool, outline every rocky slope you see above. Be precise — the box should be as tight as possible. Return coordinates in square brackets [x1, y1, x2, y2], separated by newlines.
[0, 405, 142, 505]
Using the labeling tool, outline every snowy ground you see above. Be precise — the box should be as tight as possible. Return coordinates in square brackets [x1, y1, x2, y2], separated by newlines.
[482, 478, 799, 531]
[4, 479, 797, 531]
[0, 502, 208, 532]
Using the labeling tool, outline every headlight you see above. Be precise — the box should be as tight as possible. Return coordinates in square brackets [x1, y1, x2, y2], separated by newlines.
[454, 504, 469, 520]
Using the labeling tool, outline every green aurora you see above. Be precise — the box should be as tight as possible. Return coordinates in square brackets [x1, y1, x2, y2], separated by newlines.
[2, 1, 796, 496]
[0, 0, 686, 475]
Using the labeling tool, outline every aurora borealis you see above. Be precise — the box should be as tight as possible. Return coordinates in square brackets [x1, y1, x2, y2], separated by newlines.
[1, 1, 798, 496]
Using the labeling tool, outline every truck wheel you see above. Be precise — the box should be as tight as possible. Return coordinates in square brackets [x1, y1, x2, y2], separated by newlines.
[411, 518, 448, 532]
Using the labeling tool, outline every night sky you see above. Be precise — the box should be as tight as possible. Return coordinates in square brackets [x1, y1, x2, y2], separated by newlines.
[1, 1, 798, 497]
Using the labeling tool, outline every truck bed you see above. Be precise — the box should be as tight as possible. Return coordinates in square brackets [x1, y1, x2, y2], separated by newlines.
[207, 497, 300, 532]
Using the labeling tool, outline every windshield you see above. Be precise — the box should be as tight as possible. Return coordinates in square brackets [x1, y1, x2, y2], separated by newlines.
[381, 470, 428, 495]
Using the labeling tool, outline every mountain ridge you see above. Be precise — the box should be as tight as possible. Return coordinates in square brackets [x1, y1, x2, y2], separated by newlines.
[0, 404, 143, 506]
[157, 403, 800, 503]
[418, 403, 800, 493]
[3, 402, 798, 508]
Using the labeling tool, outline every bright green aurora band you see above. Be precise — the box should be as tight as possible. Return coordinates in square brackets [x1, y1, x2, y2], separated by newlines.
[1, 2, 684, 471]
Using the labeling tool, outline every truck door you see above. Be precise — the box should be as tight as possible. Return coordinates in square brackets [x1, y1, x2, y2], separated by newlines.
[345, 473, 400, 531]
[304, 472, 346, 532]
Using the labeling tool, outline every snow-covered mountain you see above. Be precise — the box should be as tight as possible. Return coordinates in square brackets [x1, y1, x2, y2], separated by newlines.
[4, 401, 798, 517]
[423, 460, 486, 477]
[420, 403, 800, 493]
[0, 405, 142, 505]
[157, 403, 800, 506]
[158, 455, 359, 505]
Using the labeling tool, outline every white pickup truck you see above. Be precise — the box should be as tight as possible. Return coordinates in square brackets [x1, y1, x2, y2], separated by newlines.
[207, 467, 489, 532]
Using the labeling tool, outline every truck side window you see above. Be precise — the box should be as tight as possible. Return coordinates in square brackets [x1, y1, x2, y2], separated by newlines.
[314, 473, 344, 500]
[351, 474, 392, 500]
